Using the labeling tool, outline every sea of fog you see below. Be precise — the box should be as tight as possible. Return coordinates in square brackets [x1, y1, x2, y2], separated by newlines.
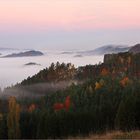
[0, 49, 103, 89]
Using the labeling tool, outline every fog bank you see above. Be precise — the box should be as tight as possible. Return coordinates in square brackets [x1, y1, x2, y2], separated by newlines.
[0, 50, 103, 89]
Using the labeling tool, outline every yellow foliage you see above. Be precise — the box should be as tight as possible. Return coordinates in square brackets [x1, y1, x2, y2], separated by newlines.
[95, 82, 102, 90]
[7, 96, 21, 139]
[119, 56, 124, 64]
[128, 56, 131, 65]
[88, 85, 93, 93]
[9, 96, 16, 111]
[99, 79, 105, 86]
[95, 79, 105, 90]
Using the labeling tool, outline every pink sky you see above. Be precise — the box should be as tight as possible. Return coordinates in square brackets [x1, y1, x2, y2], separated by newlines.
[0, 0, 140, 31]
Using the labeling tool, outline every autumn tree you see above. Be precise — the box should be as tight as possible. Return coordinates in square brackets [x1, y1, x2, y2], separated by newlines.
[101, 68, 109, 76]
[95, 79, 105, 90]
[64, 96, 71, 111]
[53, 103, 64, 111]
[120, 77, 130, 87]
[7, 96, 21, 139]
[28, 104, 36, 113]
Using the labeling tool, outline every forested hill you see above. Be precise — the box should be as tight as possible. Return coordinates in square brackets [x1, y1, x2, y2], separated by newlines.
[19, 52, 140, 86]
[3, 51, 139, 98]
[0, 51, 140, 139]
[20, 62, 77, 85]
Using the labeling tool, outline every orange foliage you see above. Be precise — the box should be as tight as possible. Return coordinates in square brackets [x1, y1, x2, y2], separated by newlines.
[95, 82, 102, 90]
[120, 77, 130, 87]
[53, 96, 71, 111]
[64, 96, 71, 111]
[53, 103, 64, 111]
[101, 68, 109, 76]
[95, 79, 105, 90]
[28, 104, 36, 113]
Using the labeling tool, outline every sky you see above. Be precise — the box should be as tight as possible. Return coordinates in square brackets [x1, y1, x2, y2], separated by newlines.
[0, 0, 140, 50]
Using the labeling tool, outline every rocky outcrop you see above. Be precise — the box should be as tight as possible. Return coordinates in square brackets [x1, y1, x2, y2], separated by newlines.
[104, 53, 118, 64]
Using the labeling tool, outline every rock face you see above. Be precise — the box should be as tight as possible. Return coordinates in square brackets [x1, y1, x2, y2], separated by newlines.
[104, 52, 140, 66]
[129, 44, 140, 54]
[104, 44, 140, 63]
[3, 50, 43, 57]
[104, 54, 117, 64]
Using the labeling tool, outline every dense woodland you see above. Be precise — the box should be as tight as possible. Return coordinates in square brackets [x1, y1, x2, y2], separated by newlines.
[0, 52, 140, 139]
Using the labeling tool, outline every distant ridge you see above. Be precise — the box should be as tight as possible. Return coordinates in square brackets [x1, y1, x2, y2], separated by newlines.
[3, 50, 44, 57]
[0, 47, 18, 50]
[77, 45, 130, 56]
[24, 62, 41, 66]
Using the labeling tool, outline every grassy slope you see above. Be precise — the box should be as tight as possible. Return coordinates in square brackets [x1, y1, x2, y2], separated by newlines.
[68, 130, 140, 139]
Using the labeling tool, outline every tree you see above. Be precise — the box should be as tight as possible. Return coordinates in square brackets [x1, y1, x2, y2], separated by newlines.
[115, 95, 137, 131]
[101, 68, 109, 76]
[64, 96, 71, 111]
[120, 77, 130, 87]
[7, 97, 21, 139]
[0, 114, 8, 139]
[28, 104, 36, 113]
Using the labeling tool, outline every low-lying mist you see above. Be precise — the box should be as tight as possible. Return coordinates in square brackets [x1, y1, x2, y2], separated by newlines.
[0, 80, 82, 99]
[0, 50, 103, 89]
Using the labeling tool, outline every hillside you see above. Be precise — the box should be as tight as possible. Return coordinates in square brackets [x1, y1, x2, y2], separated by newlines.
[79, 131, 140, 139]
[0, 51, 140, 139]
[18, 52, 140, 87]
[129, 44, 140, 54]
[2, 52, 139, 97]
